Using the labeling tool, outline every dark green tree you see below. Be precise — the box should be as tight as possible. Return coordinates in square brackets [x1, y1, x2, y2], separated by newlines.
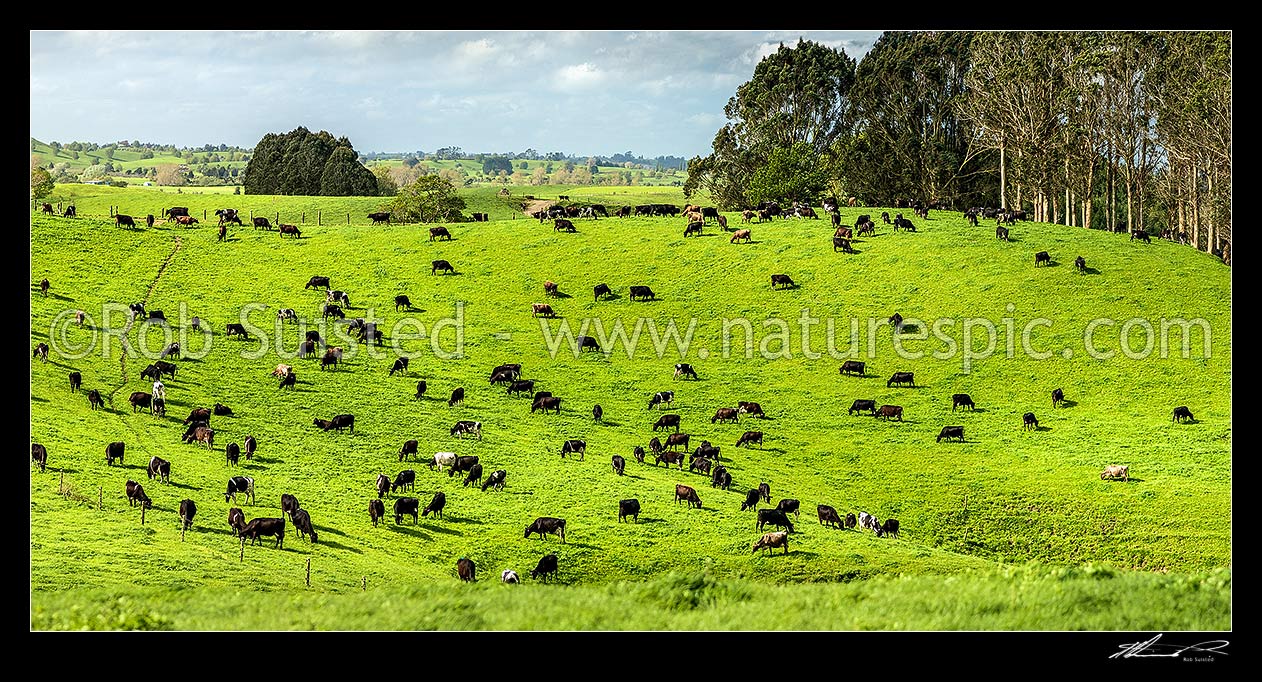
[746, 142, 830, 205]
[482, 156, 513, 175]
[319, 147, 379, 196]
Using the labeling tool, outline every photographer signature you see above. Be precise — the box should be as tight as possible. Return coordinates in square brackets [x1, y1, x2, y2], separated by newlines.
[1111, 634, 1229, 659]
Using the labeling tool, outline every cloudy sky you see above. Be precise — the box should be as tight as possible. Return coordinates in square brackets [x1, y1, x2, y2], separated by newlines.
[30, 30, 882, 157]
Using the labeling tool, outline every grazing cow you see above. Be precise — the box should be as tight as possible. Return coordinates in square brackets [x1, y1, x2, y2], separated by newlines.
[561, 439, 587, 460]
[278, 372, 297, 390]
[735, 431, 763, 448]
[996, 226, 1010, 241]
[228, 507, 247, 536]
[321, 304, 344, 321]
[648, 437, 664, 455]
[492, 363, 523, 380]
[857, 220, 876, 237]
[241, 518, 285, 548]
[1172, 406, 1194, 423]
[422, 492, 446, 519]
[507, 380, 535, 397]
[164, 207, 190, 220]
[40, 202, 53, 214]
[376, 473, 390, 499]
[448, 456, 480, 478]
[693, 441, 720, 461]
[653, 414, 681, 432]
[241, 435, 256, 461]
[664, 433, 690, 451]
[183, 425, 215, 450]
[394, 497, 421, 524]
[710, 466, 731, 491]
[842, 513, 856, 530]
[712, 408, 739, 424]
[840, 360, 866, 377]
[834, 225, 854, 239]
[525, 517, 567, 543]
[271, 364, 294, 379]
[279, 224, 304, 238]
[175, 215, 198, 226]
[33, 343, 49, 362]
[683, 221, 704, 238]
[125, 480, 152, 509]
[450, 420, 482, 439]
[456, 557, 476, 583]
[742, 209, 758, 223]
[225, 476, 255, 505]
[462, 462, 484, 488]
[326, 289, 351, 307]
[184, 407, 211, 424]
[858, 512, 878, 532]
[654, 451, 685, 469]
[758, 482, 771, 503]
[314, 414, 357, 432]
[391, 469, 416, 494]
[737, 402, 765, 418]
[757, 509, 794, 533]
[730, 229, 751, 243]
[609, 454, 627, 476]
[937, 425, 965, 442]
[429, 226, 451, 241]
[752, 531, 790, 556]
[389, 357, 409, 377]
[531, 553, 559, 583]
[299, 340, 318, 359]
[877, 405, 904, 421]
[75, 310, 86, 327]
[32, 443, 48, 473]
[776, 498, 800, 519]
[482, 469, 507, 492]
[305, 275, 330, 290]
[290, 508, 319, 543]
[817, 505, 842, 529]
[593, 283, 612, 301]
[879, 518, 900, 538]
[554, 218, 576, 233]
[1075, 256, 1087, 273]
[448, 387, 465, 407]
[365, 212, 391, 225]
[541, 281, 559, 299]
[224, 323, 250, 341]
[531, 303, 556, 318]
[115, 214, 136, 228]
[1100, 464, 1130, 482]
[770, 274, 795, 289]
[1130, 230, 1152, 243]
[628, 285, 656, 302]
[648, 391, 675, 409]
[1023, 413, 1039, 430]
[398, 439, 419, 462]
[1034, 251, 1051, 266]
[213, 403, 234, 417]
[68, 371, 82, 393]
[88, 389, 104, 410]
[741, 488, 761, 511]
[153, 361, 177, 379]
[1052, 388, 1065, 408]
[952, 394, 976, 411]
[689, 457, 712, 475]
[129, 392, 151, 412]
[532, 396, 563, 415]
[432, 260, 455, 275]
[281, 493, 301, 522]
[632, 446, 647, 464]
[147, 456, 171, 483]
[673, 364, 698, 380]
[415, 380, 428, 399]
[832, 236, 855, 253]
[151, 397, 166, 417]
[369, 499, 386, 527]
[38, 278, 51, 297]
[675, 484, 702, 509]
[593, 404, 603, 423]
[887, 372, 915, 388]
[392, 294, 414, 313]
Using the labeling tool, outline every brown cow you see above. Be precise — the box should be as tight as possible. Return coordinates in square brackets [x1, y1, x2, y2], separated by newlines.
[532, 303, 555, 318]
[674, 484, 702, 509]
[752, 531, 789, 555]
[730, 229, 751, 243]
[876, 405, 904, 421]
[1100, 464, 1130, 482]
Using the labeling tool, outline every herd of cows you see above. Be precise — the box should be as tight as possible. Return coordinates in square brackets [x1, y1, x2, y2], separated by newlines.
[31, 196, 1200, 584]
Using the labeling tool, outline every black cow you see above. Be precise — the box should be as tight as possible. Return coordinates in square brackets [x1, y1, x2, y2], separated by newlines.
[398, 439, 419, 462]
[845, 513, 858, 529]
[67, 371, 82, 393]
[532, 396, 562, 414]
[1035, 251, 1051, 266]
[125, 480, 152, 508]
[561, 440, 586, 461]
[684, 221, 704, 237]
[317, 414, 354, 432]
[771, 274, 795, 289]
[422, 492, 446, 519]
[305, 275, 330, 290]
[525, 517, 566, 542]
[462, 462, 484, 488]
[106, 441, 125, 466]
[241, 518, 285, 548]
[392, 469, 416, 494]
[849, 399, 877, 416]
[996, 226, 1010, 241]
[291, 508, 318, 543]
[1023, 413, 1039, 430]
[887, 372, 915, 388]
[482, 469, 507, 492]
[505, 380, 534, 397]
[879, 518, 900, 538]
[594, 283, 612, 301]
[368, 212, 391, 225]
[952, 393, 975, 411]
[369, 499, 386, 527]
[415, 380, 428, 399]
[376, 473, 390, 498]
[213, 403, 234, 417]
[735, 431, 762, 448]
[628, 285, 656, 301]
[394, 295, 413, 311]
[1075, 256, 1087, 273]
[279, 372, 297, 390]
[693, 441, 720, 462]
[740, 488, 761, 511]
[664, 433, 690, 451]
[610, 455, 626, 476]
[616, 498, 641, 523]
[648, 391, 674, 409]
[737, 401, 765, 418]
[674, 364, 698, 380]
[1172, 406, 1195, 423]
[32, 443, 48, 473]
[655, 451, 685, 469]
[776, 498, 800, 519]
[431, 260, 455, 275]
[839, 360, 867, 377]
[712, 466, 731, 490]
[129, 392, 152, 412]
[115, 214, 136, 228]
[155, 361, 178, 379]
[531, 553, 559, 582]
[389, 357, 410, 377]
[593, 404, 603, 423]
[448, 387, 465, 406]
[554, 218, 576, 232]
[758, 482, 771, 503]
[226, 323, 249, 340]
[228, 507, 246, 535]
[937, 425, 965, 442]
[448, 456, 480, 478]
[243, 435, 256, 461]
[281, 493, 301, 521]
[1052, 388, 1065, 408]
[394, 497, 420, 524]
[88, 389, 104, 410]
[225, 476, 255, 504]
[575, 336, 601, 352]
[757, 508, 794, 533]
[451, 420, 482, 439]
[817, 505, 842, 528]
[632, 446, 646, 464]
[653, 414, 681, 432]
[147, 456, 171, 483]
[1130, 230, 1151, 243]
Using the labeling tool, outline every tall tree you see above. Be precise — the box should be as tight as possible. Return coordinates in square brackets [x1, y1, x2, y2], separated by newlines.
[387, 175, 467, 223]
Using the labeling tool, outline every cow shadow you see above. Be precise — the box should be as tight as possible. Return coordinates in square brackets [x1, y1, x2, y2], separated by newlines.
[550, 291, 573, 299]
[564, 541, 601, 550]
[1080, 266, 1102, 275]
[962, 407, 988, 413]
[631, 517, 664, 524]
[1034, 425, 1052, 432]
[49, 467, 81, 474]
[168, 481, 199, 491]
[422, 522, 462, 536]
[32, 396, 48, 403]
[445, 516, 483, 525]
[598, 419, 624, 427]
[1040, 261, 1061, 267]
[1175, 418, 1200, 425]
[199, 527, 237, 537]
[896, 324, 921, 335]
[762, 447, 787, 454]
[1058, 400, 1078, 409]
[598, 292, 623, 301]
[387, 524, 432, 540]
[316, 539, 362, 554]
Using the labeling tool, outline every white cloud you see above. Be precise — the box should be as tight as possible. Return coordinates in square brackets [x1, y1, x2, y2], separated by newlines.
[457, 38, 497, 60]
[555, 63, 605, 88]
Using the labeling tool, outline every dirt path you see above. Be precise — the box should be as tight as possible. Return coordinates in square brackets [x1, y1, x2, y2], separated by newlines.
[106, 235, 183, 409]
[523, 199, 553, 217]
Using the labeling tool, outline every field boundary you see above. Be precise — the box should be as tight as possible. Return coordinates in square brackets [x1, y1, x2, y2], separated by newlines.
[105, 235, 182, 409]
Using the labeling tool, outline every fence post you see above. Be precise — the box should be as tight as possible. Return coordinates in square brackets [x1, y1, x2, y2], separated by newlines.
[98, 486, 102, 510]
[347, 213, 350, 225]
[181, 525, 186, 542]
[240, 540, 245, 563]
[276, 212, 279, 227]
[318, 210, 321, 226]
[362, 576, 366, 591]
[203, 209, 207, 220]
[141, 506, 146, 525]
[60, 470, 64, 494]
[306, 558, 311, 587]
[250, 210, 254, 222]
[302, 212, 305, 224]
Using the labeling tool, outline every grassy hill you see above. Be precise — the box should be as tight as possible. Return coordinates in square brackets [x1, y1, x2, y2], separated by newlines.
[29, 192, 1231, 629]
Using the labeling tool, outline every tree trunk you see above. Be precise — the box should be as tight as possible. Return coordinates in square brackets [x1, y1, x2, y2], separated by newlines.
[1191, 161, 1200, 250]
[1206, 169, 1215, 254]
[999, 142, 1007, 210]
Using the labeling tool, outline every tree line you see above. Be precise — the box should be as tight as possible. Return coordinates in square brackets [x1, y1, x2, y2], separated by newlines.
[685, 32, 1230, 258]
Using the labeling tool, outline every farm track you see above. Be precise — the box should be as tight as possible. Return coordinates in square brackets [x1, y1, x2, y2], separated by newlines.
[105, 235, 182, 410]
